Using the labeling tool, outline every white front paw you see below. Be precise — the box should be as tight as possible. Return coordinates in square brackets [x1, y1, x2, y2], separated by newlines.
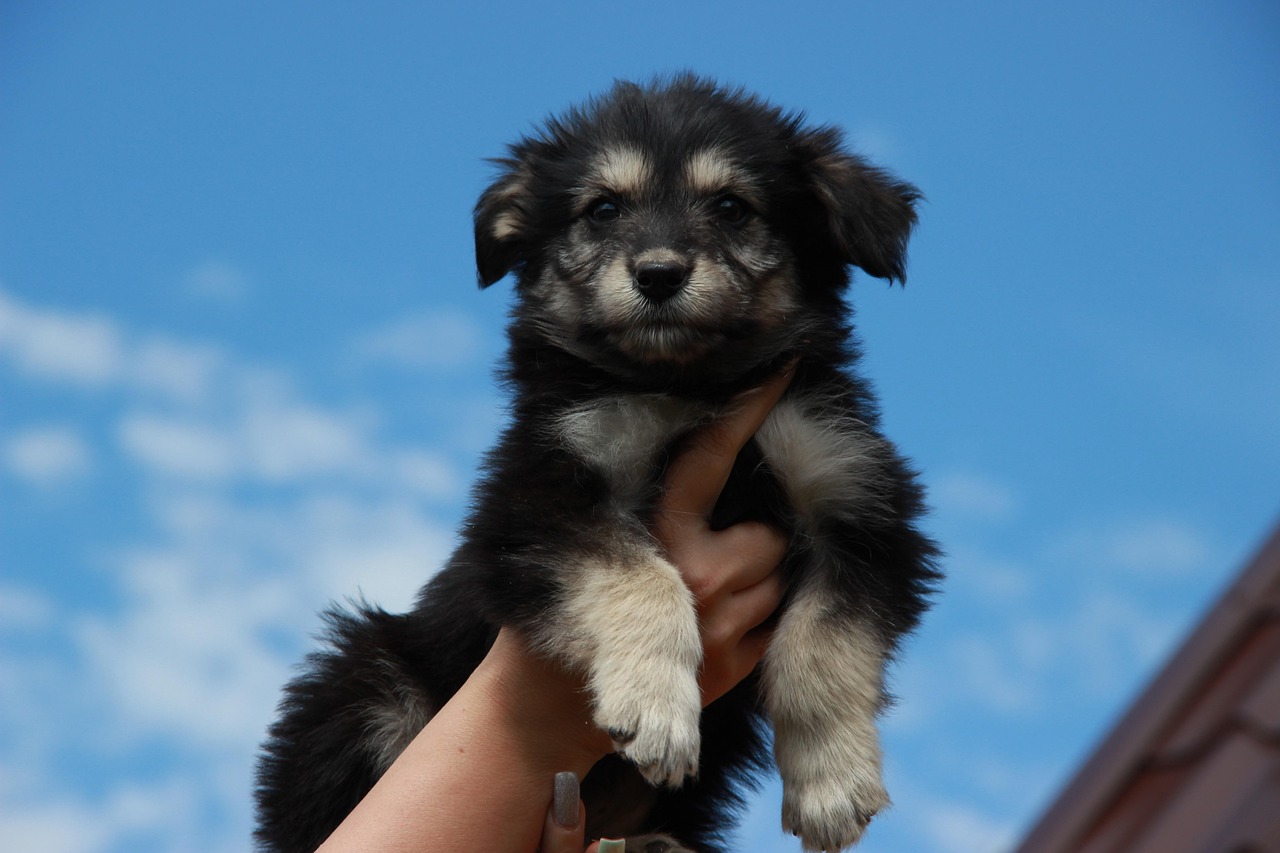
[559, 548, 703, 788]
[593, 678, 701, 788]
[781, 767, 888, 852]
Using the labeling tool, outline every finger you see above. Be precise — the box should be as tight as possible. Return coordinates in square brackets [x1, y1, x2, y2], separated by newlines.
[714, 521, 789, 588]
[700, 570, 783, 658]
[539, 772, 585, 853]
[732, 570, 786, 632]
[738, 622, 776, 667]
[683, 520, 786, 599]
[661, 362, 796, 520]
[592, 840, 626, 853]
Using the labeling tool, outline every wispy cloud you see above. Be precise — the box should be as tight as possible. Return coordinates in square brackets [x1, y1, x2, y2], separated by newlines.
[0, 285, 468, 852]
[930, 470, 1019, 523]
[0, 779, 214, 853]
[884, 493, 1215, 850]
[3, 426, 93, 486]
[116, 396, 460, 496]
[0, 290, 124, 386]
[182, 260, 251, 305]
[916, 515, 1201, 723]
[350, 310, 490, 371]
[0, 289, 227, 402]
[130, 337, 227, 404]
[917, 799, 1017, 853]
[1098, 518, 1213, 578]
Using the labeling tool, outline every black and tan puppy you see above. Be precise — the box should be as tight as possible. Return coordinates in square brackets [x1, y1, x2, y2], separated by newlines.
[256, 75, 939, 853]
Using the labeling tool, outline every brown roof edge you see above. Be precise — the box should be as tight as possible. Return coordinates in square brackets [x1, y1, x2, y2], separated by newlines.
[1014, 520, 1280, 853]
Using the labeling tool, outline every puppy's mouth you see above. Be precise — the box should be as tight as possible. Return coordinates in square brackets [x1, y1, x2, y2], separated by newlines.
[607, 321, 724, 364]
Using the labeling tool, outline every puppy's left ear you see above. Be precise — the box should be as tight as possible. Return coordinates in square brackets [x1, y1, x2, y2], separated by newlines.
[799, 129, 921, 283]
[473, 160, 532, 288]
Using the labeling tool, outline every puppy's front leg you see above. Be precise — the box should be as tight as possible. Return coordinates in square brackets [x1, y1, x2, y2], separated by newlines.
[764, 573, 890, 852]
[550, 539, 703, 788]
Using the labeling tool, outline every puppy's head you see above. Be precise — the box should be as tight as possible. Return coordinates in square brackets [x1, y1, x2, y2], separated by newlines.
[475, 75, 920, 380]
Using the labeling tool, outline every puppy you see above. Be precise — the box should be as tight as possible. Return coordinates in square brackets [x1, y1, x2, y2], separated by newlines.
[255, 75, 939, 853]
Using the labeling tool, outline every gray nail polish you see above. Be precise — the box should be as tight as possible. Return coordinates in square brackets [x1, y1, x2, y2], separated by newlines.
[553, 771, 579, 829]
[597, 840, 626, 853]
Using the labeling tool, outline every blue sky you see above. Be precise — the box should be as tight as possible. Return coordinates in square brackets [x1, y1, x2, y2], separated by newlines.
[2, 2, 1277, 851]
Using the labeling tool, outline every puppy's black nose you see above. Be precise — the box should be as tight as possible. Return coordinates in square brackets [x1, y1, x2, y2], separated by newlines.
[633, 260, 689, 303]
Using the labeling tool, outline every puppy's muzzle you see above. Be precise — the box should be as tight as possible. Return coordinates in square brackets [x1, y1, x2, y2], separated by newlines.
[633, 260, 690, 304]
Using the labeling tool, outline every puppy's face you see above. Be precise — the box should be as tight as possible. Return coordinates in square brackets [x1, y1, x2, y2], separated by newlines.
[526, 142, 799, 368]
[475, 77, 920, 382]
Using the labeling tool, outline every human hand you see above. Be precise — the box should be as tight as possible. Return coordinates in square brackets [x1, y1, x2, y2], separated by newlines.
[654, 365, 794, 706]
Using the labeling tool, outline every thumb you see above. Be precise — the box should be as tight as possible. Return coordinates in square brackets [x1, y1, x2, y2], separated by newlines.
[539, 772, 586, 853]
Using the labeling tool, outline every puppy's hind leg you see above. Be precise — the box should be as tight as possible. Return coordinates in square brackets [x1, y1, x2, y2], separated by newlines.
[763, 573, 890, 852]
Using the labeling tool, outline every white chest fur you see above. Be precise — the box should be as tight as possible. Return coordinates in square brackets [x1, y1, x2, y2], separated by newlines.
[552, 390, 890, 527]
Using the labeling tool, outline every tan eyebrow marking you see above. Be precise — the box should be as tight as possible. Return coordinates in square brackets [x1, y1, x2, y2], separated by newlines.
[684, 148, 740, 195]
[591, 146, 654, 195]
[683, 148, 765, 210]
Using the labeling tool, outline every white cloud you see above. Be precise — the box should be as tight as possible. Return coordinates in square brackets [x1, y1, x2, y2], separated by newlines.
[0, 285, 473, 853]
[77, 553, 294, 746]
[240, 400, 377, 482]
[74, 493, 454, 754]
[930, 470, 1018, 522]
[1057, 592, 1179, 690]
[117, 398, 461, 497]
[0, 290, 124, 385]
[0, 287, 231, 407]
[946, 545, 1032, 603]
[947, 633, 1040, 714]
[294, 494, 456, 609]
[390, 449, 462, 498]
[182, 260, 250, 304]
[0, 799, 114, 853]
[129, 337, 226, 404]
[1102, 519, 1212, 577]
[0, 583, 56, 630]
[0, 779, 209, 853]
[1048, 517, 1216, 581]
[3, 426, 92, 486]
[0, 287, 479, 499]
[848, 122, 910, 171]
[351, 310, 488, 370]
[118, 416, 239, 480]
[918, 800, 1017, 853]
[931, 588, 1180, 720]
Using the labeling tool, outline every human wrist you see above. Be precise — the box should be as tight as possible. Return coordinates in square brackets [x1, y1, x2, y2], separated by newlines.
[475, 630, 613, 774]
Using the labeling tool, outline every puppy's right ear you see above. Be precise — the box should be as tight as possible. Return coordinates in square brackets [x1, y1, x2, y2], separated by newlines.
[796, 129, 921, 284]
[473, 161, 532, 288]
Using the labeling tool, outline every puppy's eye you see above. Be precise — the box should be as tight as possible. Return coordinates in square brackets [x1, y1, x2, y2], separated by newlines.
[586, 198, 622, 223]
[713, 195, 751, 226]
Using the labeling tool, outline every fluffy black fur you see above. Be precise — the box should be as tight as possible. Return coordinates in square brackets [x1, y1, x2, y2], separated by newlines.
[256, 75, 939, 853]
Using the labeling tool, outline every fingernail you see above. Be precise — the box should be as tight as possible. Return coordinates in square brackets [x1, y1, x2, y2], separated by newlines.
[597, 840, 626, 853]
[553, 771, 579, 829]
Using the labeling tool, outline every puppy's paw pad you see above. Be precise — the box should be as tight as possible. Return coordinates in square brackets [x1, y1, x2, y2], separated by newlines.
[782, 777, 888, 851]
[606, 725, 637, 747]
[622, 713, 700, 788]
